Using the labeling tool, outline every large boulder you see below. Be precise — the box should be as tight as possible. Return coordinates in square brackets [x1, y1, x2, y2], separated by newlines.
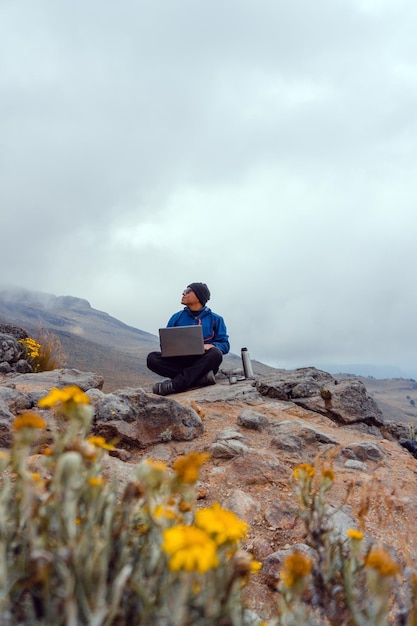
[88, 387, 204, 449]
[256, 367, 335, 400]
[0, 327, 33, 374]
[0, 368, 105, 447]
[0, 324, 29, 341]
[257, 367, 384, 428]
[0, 333, 23, 365]
[0, 386, 33, 447]
[5, 368, 104, 395]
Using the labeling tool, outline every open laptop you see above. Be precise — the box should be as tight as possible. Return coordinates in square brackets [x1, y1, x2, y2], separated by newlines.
[159, 325, 205, 357]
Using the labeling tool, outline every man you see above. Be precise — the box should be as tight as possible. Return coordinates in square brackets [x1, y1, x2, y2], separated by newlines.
[147, 282, 230, 395]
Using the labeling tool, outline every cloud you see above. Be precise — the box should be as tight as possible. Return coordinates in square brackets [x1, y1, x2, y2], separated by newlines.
[2, 0, 417, 377]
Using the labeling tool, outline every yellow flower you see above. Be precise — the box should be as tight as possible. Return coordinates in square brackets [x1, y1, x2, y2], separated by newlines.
[146, 459, 167, 472]
[347, 529, 364, 541]
[232, 550, 262, 578]
[137, 458, 169, 489]
[280, 552, 313, 588]
[38, 385, 90, 408]
[153, 504, 178, 520]
[86, 436, 115, 451]
[293, 463, 315, 480]
[179, 500, 193, 513]
[0, 451, 9, 471]
[173, 451, 210, 484]
[12, 412, 47, 430]
[322, 468, 335, 481]
[19, 338, 41, 359]
[162, 525, 218, 573]
[365, 548, 399, 577]
[251, 560, 262, 573]
[88, 477, 105, 487]
[195, 503, 248, 545]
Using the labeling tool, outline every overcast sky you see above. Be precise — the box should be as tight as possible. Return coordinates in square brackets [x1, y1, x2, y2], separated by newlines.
[2, 0, 417, 377]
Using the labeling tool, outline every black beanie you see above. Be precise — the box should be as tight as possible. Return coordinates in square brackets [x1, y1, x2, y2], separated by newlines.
[187, 282, 210, 306]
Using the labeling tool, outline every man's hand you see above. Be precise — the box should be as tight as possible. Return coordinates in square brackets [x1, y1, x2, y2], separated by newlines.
[204, 344, 215, 350]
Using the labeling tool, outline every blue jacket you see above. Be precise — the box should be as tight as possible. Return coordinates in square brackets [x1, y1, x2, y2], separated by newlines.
[167, 307, 230, 355]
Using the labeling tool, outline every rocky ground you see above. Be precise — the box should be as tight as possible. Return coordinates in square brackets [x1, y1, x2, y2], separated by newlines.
[2, 366, 417, 620]
[136, 376, 417, 617]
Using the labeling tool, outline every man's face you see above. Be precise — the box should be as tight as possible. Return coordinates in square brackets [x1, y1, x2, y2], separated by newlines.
[181, 287, 201, 308]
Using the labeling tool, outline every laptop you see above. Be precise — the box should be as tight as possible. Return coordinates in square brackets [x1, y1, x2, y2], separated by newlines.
[159, 325, 205, 357]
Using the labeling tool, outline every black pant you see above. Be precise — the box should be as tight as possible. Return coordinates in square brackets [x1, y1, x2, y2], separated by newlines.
[147, 347, 223, 392]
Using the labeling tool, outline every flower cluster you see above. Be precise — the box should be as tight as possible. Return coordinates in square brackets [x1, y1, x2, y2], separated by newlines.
[18, 337, 40, 360]
[162, 502, 252, 574]
[18, 330, 66, 372]
[277, 462, 409, 625]
[4, 384, 416, 626]
[0, 385, 262, 625]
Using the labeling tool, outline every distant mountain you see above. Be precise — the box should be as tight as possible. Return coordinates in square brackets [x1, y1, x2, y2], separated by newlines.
[315, 362, 412, 380]
[0, 287, 162, 390]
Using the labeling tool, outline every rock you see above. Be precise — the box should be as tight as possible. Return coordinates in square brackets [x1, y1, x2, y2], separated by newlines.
[329, 506, 360, 542]
[0, 387, 33, 446]
[0, 324, 29, 341]
[222, 489, 262, 523]
[270, 419, 339, 454]
[237, 409, 269, 431]
[324, 379, 384, 427]
[109, 448, 132, 462]
[209, 430, 249, 457]
[251, 536, 276, 561]
[383, 421, 410, 441]
[210, 439, 249, 458]
[88, 387, 203, 449]
[228, 452, 284, 486]
[399, 439, 417, 459]
[256, 367, 335, 400]
[264, 501, 301, 531]
[256, 368, 384, 429]
[263, 544, 315, 588]
[0, 386, 32, 416]
[0, 333, 22, 364]
[344, 459, 369, 471]
[215, 429, 245, 441]
[7, 368, 104, 393]
[339, 441, 384, 462]
[101, 455, 138, 494]
[15, 359, 33, 373]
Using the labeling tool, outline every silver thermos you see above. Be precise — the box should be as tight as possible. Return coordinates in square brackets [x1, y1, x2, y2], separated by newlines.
[241, 347, 254, 379]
